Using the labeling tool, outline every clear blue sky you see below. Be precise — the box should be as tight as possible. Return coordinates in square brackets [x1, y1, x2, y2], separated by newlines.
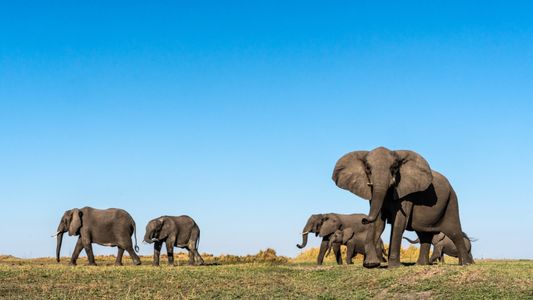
[1, 1, 532, 259]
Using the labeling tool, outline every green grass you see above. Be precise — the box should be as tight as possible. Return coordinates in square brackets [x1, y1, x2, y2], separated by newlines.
[0, 256, 532, 299]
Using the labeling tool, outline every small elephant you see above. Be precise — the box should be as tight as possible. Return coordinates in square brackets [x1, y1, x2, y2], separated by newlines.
[296, 213, 351, 265]
[403, 232, 474, 264]
[326, 228, 387, 264]
[297, 213, 384, 265]
[144, 215, 204, 266]
[54, 207, 141, 266]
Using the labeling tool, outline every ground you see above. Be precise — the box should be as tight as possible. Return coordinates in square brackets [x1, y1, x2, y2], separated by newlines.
[0, 255, 531, 299]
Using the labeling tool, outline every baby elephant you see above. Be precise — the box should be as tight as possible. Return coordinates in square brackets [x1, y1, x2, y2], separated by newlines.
[403, 232, 474, 264]
[144, 215, 204, 266]
[326, 228, 387, 264]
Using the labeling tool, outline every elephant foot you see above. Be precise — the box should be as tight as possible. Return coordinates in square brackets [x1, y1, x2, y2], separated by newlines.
[388, 260, 401, 268]
[88, 262, 97, 266]
[69, 261, 77, 266]
[363, 253, 381, 268]
[114, 262, 123, 266]
[363, 261, 380, 268]
[460, 256, 474, 266]
[416, 257, 430, 265]
[133, 260, 141, 266]
[152, 262, 160, 267]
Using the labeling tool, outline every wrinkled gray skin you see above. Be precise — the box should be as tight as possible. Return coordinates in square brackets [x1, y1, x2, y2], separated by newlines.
[54, 207, 141, 266]
[332, 147, 474, 268]
[144, 215, 204, 266]
[296, 214, 342, 265]
[326, 228, 387, 264]
[403, 232, 473, 264]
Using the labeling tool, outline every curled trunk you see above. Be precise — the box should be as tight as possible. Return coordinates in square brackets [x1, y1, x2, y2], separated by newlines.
[56, 232, 64, 263]
[297, 232, 309, 249]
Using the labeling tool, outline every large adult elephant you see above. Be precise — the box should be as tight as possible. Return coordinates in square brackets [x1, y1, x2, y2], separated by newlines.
[53, 207, 141, 266]
[332, 147, 474, 268]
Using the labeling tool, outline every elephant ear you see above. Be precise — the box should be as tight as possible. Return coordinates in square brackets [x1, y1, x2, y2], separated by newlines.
[342, 228, 355, 244]
[432, 232, 446, 244]
[68, 209, 82, 236]
[158, 217, 176, 240]
[394, 150, 433, 199]
[332, 151, 371, 200]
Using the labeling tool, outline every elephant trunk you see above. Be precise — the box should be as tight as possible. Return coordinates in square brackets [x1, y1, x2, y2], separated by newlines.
[362, 185, 387, 224]
[326, 239, 333, 257]
[56, 232, 64, 263]
[297, 232, 309, 249]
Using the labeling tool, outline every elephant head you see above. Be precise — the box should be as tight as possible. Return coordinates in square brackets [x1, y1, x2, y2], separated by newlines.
[332, 147, 433, 224]
[318, 214, 343, 238]
[296, 214, 325, 249]
[54, 208, 82, 263]
[432, 232, 447, 245]
[144, 217, 176, 244]
[326, 228, 355, 256]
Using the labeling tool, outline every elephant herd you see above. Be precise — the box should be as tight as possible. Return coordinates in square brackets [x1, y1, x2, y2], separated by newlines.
[53, 146, 474, 268]
[53, 207, 204, 266]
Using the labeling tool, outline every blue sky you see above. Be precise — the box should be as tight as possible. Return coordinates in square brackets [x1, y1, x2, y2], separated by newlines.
[1, 1, 532, 259]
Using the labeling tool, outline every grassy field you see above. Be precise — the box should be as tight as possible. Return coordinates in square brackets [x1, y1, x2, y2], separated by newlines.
[0, 253, 532, 299]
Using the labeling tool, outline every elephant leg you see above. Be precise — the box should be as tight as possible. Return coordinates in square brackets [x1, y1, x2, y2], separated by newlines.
[388, 201, 413, 268]
[429, 245, 441, 264]
[166, 240, 175, 266]
[317, 239, 329, 265]
[153, 241, 163, 266]
[416, 232, 433, 265]
[82, 241, 96, 266]
[333, 243, 342, 265]
[363, 213, 386, 268]
[346, 243, 355, 265]
[115, 248, 124, 266]
[441, 255, 445, 264]
[70, 238, 84, 266]
[125, 245, 141, 265]
[187, 249, 195, 265]
[444, 230, 472, 265]
[193, 248, 204, 265]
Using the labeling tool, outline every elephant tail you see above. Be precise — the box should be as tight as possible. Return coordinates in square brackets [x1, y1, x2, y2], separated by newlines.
[195, 229, 200, 250]
[463, 232, 477, 242]
[133, 221, 139, 253]
[403, 237, 420, 244]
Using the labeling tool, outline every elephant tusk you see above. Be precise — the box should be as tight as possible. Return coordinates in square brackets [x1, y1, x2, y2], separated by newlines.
[151, 238, 159, 242]
[367, 182, 373, 186]
[301, 231, 309, 235]
[51, 231, 61, 238]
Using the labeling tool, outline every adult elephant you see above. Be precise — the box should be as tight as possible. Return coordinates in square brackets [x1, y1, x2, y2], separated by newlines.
[296, 214, 342, 265]
[53, 207, 141, 266]
[332, 147, 474, 268]
[403, 232, 474, 264]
